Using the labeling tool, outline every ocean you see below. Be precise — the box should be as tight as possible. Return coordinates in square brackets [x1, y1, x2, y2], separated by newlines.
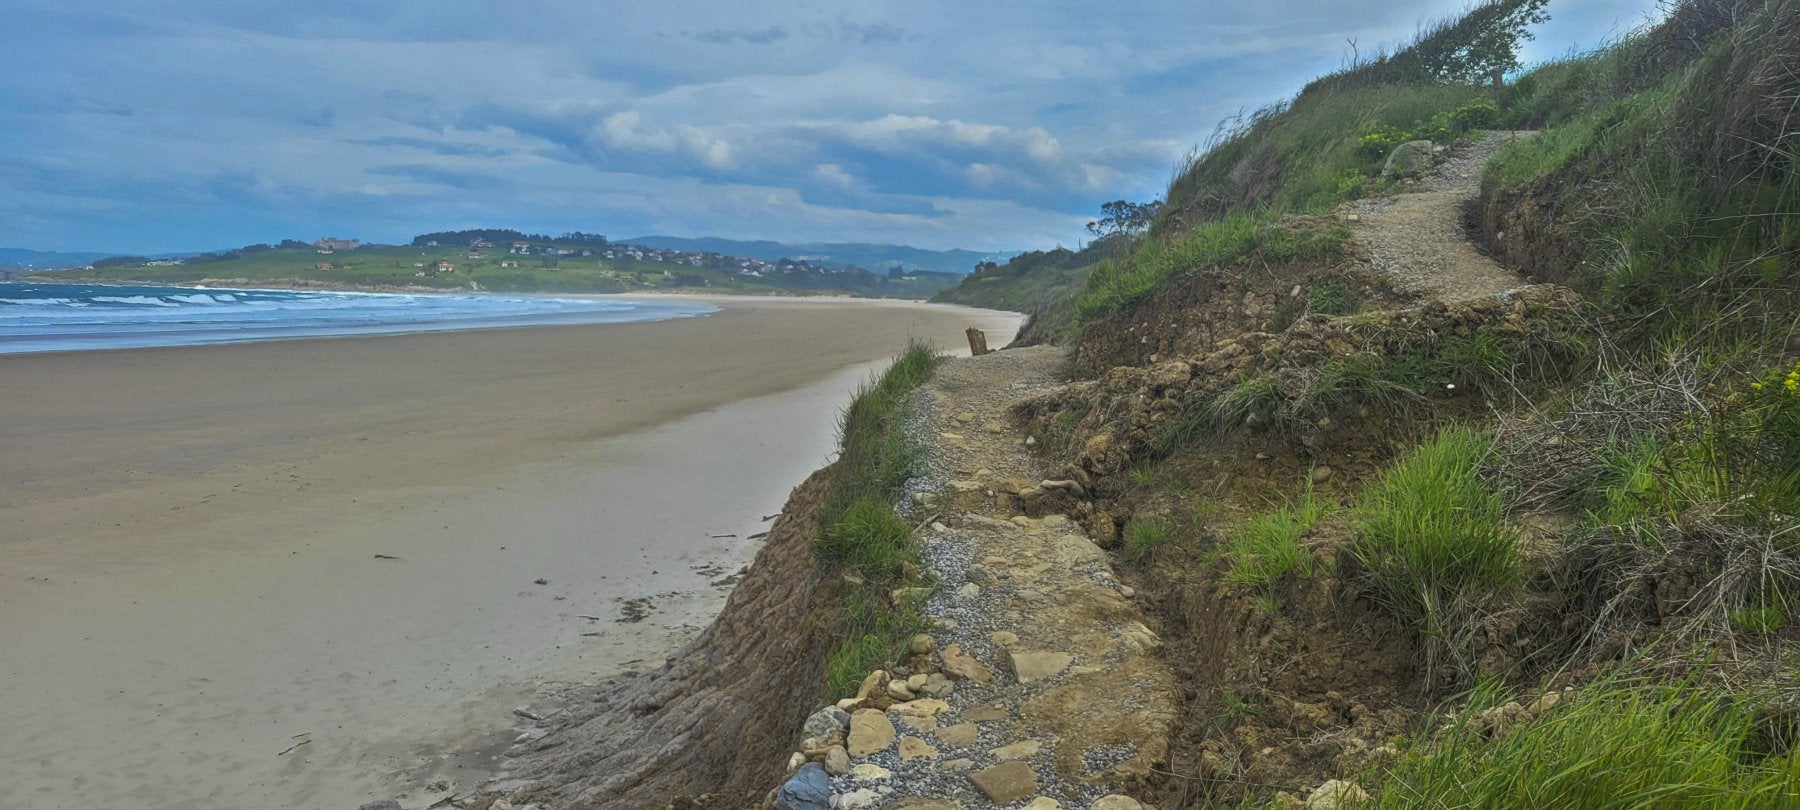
[0, 282, 715, 354]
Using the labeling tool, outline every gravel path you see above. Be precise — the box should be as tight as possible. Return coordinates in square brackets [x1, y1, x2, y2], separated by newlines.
[786, 346, 1177, 810]
[1348, 131, 1534, 302]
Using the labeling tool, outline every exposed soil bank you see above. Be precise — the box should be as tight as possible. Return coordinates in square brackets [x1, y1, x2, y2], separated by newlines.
[0, 299, 1021, 809]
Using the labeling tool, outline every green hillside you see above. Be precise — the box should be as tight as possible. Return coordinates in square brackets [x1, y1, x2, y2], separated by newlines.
[982, 0, 1800, 805]
[43, 237, 960, 299]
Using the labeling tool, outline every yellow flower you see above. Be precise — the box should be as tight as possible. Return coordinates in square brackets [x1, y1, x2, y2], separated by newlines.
[1752, 382, 1765, 390]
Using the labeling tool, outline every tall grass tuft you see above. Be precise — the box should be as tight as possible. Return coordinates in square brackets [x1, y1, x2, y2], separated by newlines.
[1225, 486, 1329, 592]
[1353, 426, 1519, 688]
[1375, 676, 1800, 808]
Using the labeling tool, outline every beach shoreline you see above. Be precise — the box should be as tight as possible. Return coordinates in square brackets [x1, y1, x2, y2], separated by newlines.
[0, 298, 1021, 809]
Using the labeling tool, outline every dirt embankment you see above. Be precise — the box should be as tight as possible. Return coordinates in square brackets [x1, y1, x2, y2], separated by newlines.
[1007, 133, 1596, 804]
[492, 468, 843, 808]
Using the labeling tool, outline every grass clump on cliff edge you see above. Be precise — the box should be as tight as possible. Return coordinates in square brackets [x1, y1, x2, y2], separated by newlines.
[1374, 676, 1800, 807]
[1352, 426, 1519, 688]
[1077, 212, 1347, 320]
[817, 341, 939, 696]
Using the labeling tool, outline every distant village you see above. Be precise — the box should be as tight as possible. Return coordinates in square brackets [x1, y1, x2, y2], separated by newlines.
[307, 234, 861, 281]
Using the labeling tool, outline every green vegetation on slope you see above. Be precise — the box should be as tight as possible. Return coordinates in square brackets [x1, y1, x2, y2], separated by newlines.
[931, 239, 1115, 345]
[1021, 1, 1799, 804]
[816, 342, 939, 696]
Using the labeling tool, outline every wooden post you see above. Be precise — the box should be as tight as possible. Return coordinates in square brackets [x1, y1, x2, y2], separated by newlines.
[965, 328, 990, 356]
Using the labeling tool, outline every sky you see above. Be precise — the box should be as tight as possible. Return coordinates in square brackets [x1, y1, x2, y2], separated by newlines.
[0, 1, 1664, 254]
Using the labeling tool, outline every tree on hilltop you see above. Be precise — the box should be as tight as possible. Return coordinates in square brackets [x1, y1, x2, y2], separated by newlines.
[1086, 199, 1162, 240]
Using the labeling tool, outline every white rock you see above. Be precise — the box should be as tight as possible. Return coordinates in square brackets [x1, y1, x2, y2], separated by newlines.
[956, 582, 981, 599]
[835, 788, 881, 810]
[1090, 796, 1144, 810]
[1306, 780, 1372, 809]
[849, 763, 893, 781]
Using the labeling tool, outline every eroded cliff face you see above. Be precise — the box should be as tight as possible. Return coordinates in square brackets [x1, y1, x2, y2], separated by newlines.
[496, 468, 843, 809]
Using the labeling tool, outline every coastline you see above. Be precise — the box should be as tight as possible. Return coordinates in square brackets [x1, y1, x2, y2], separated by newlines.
[0, 298, 1022, 809]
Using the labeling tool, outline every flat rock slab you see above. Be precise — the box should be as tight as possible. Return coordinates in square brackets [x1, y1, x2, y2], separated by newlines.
[847, 709, 896, 757]
[1007, 650, 1074, 683]
[970, 760, 1039, 805]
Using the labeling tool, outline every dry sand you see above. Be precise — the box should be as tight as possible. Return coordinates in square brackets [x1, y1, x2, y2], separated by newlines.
[0, 297, 1021, 809]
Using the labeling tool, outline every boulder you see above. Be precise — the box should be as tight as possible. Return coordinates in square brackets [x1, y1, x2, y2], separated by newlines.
[774, 762, 832, 810]
[1382, 140, 1436, 178]
[802, 706, 851, 740]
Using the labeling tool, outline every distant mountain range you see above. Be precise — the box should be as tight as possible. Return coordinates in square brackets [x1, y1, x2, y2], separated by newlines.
[623, 236, 1019, 276]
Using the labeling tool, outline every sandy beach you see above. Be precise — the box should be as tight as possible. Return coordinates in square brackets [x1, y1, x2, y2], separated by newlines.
[0, 297, 1021, 809]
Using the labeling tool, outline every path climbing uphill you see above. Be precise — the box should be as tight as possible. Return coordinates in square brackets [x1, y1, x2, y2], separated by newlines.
[775, 346, 1177, 810]
[1349, 131, 1535, 302]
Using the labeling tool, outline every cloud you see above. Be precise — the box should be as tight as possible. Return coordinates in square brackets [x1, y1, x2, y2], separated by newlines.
[686, 26, 788, 45]
[814, 163, 855, 188]
[0, 0, 1668, 253]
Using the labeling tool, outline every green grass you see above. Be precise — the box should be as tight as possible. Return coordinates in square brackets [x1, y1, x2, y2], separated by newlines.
[1124, 519, 1175, 561]
[1374, 678, 1800, 808]
[1225, 487, 1329, 591]
[1352, 427, 1519, 652]
[1164, 82, 1488, 221]
[816, 342, 941, 697]
[1077, 213, 1348, 321]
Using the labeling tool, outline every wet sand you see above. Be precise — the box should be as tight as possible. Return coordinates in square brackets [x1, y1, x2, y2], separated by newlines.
[0, 297, 1022, 809]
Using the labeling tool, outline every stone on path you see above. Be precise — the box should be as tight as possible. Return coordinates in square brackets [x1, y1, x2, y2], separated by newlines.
[837, 788, 882, 810]
[1023, 799, 1062, 810]
[1091, 796, 1144, 810]
[936, 723, 980, 747]
[963, 704, 1009, 722]
[774, 762, 833, 810]
[939, 644, 994, 683]
[847, 709, 896, 757]
[890, 698, 951, 717]
[895, 799, 963, 810]
[899, 735, 939, 760]
[1007, 649, 1073, 683]
[359, 802, 402, 810]
[822, 745, 850, 776]
[992, 740, 1041, 760]
[850, 763, 893, 781]
[970, 760, 1039, 805]
[909, 633, 937, 655]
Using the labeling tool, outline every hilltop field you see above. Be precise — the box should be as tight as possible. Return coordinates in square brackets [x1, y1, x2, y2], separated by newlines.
[43, 233, 962, 299]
